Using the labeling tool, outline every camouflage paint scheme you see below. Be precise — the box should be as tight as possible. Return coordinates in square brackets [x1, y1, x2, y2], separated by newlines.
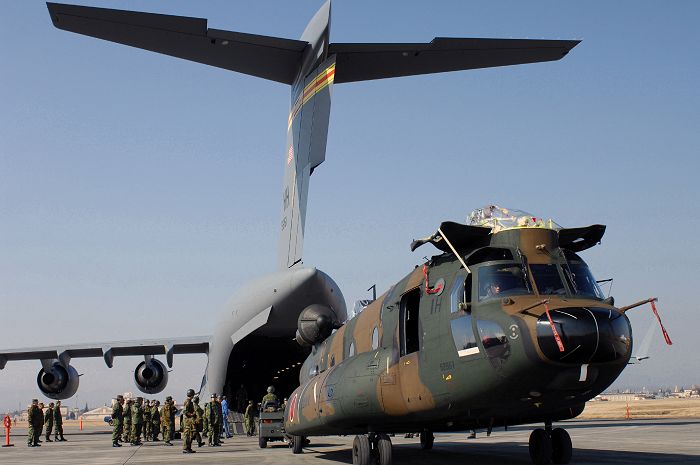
[286, 224, 630, 436]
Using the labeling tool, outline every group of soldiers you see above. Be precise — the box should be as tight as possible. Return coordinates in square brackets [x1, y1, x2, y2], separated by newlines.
[26, 399, 66, 447]
[110, 395, 169, 447]
[109, 391, 231, 453]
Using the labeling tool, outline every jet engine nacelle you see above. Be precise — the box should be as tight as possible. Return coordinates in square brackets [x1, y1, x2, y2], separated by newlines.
[296, 304, 341, 347]
[134, 358, 168, 394]
[37, 363, 79, 400]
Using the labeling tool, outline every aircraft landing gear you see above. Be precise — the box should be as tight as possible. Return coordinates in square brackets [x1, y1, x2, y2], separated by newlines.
[290, 434, 305, 454]
[528, 425, 572, 465]
[420, 430, 434, 450]
[352, 433, 392, 465]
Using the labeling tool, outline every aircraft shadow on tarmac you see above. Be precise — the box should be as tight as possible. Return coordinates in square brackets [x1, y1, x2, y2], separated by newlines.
[310, 442, 698, 465]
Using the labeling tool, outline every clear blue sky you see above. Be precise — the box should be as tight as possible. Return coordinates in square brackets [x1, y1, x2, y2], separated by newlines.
[1, 1, 699, 412]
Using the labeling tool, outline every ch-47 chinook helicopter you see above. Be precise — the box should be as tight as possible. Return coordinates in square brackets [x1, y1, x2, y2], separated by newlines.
[284, 205, 671, 465]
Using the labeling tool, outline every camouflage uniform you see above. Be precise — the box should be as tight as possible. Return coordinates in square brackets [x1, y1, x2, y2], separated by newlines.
[43, 404, 54, 441]
[193, 397, 204, 447]
[111, 397, 124, 446]
[27, 400, 42, 447]
[122, 399, 133, 443]
[215, 398, 224, 441]
[130, 398, 143, 445]
[53, 401, 65, 441]
[262, 393, 278, 406]
[207, 397, 221, 446]
[161, 398, 173, 445]
[151, 401, 160, 441]
[168, 400, 176, 442]
[182, 392, 196, 452]
[244, 401, 255, 436]
[143, 399, 151, 440]
[202, 402, 210, 438]
[38, 403, 45, 439]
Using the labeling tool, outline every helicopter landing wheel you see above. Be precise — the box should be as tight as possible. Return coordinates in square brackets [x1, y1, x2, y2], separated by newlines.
[420, 430, 434, 450]
[375, 433, 392, 465]
[352, 435, 371, 465]
[551, 428, 572, 464]
[529, 428, 552, 465]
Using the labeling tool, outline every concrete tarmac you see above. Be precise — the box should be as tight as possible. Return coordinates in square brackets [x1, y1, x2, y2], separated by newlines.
[1, 418, 699, 464]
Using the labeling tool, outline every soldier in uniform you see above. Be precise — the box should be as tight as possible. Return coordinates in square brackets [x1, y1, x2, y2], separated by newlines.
[181, 389, 196, 454]
[44, 402, 54, 442]
[38, 403, 45, 442]
[202, 399, 210, 439]
[207, 394, 221, 446]
[151, 400, 161, 441]
[143, 398, 151, 441]
[215, 395, 224, 442]
[112, 395, 124, 447]
[193, 396, 205, 447]
[122, 398, 133, 443]
[262, 386, 278, 406]
[27, 399, 42, 447]
[161, 396, 173, 446]
[53, 400, 66, 441]
[244, 400, 255, 436]
[169, 398, 176, 442]
[130, 397, 144, 445]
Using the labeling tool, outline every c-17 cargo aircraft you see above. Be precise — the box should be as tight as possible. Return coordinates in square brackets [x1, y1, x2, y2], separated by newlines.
[1, 2, 666, 464]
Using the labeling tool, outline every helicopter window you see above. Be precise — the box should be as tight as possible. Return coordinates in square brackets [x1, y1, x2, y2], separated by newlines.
[477, 320, 509, 359]
[348, 342, 355, 358]
[466, 247, 514, 266]
[477, 264, 530, 301]
[371, 327, 379, 350]
[530, 264, 566, 296]
[450, 273, 472, 313]
[563, 263, 605, 299]
[450, 315, 479, 357]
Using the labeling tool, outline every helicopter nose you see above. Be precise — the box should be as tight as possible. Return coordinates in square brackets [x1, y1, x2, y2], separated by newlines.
[536, 307, 631, 364]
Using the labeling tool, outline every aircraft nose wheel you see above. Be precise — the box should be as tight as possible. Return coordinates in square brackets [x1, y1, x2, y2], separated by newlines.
[528, 427, 572, 465]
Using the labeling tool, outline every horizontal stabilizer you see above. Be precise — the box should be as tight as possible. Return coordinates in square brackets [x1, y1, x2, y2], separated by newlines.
[330, 38, 579, 83]
[47, 3, 307, 84]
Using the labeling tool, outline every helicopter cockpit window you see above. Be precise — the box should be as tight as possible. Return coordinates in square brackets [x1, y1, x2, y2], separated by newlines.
[530, 264, 566, 296]
[562, 262, 605, 299]
[477, 264, 530, 301]
[450, 273, 472, 313]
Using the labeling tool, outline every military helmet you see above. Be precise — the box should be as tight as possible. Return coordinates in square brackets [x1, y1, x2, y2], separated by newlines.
[187, 388, 195, 398]
[117, 395, 124, 401]
[32, 399, 38, 404]
[267, 386, 275, 393]
[193, 396, 200, 404]
[165, 396, 172, 401]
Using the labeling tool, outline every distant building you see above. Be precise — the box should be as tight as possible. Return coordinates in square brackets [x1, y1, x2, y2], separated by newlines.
[81, 406, 112, 421]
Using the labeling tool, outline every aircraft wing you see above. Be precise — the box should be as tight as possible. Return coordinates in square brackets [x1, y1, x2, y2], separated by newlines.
[0, 336, 210, 369]
[330, 38, 580, 83]
[46, 3, 307, 84]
